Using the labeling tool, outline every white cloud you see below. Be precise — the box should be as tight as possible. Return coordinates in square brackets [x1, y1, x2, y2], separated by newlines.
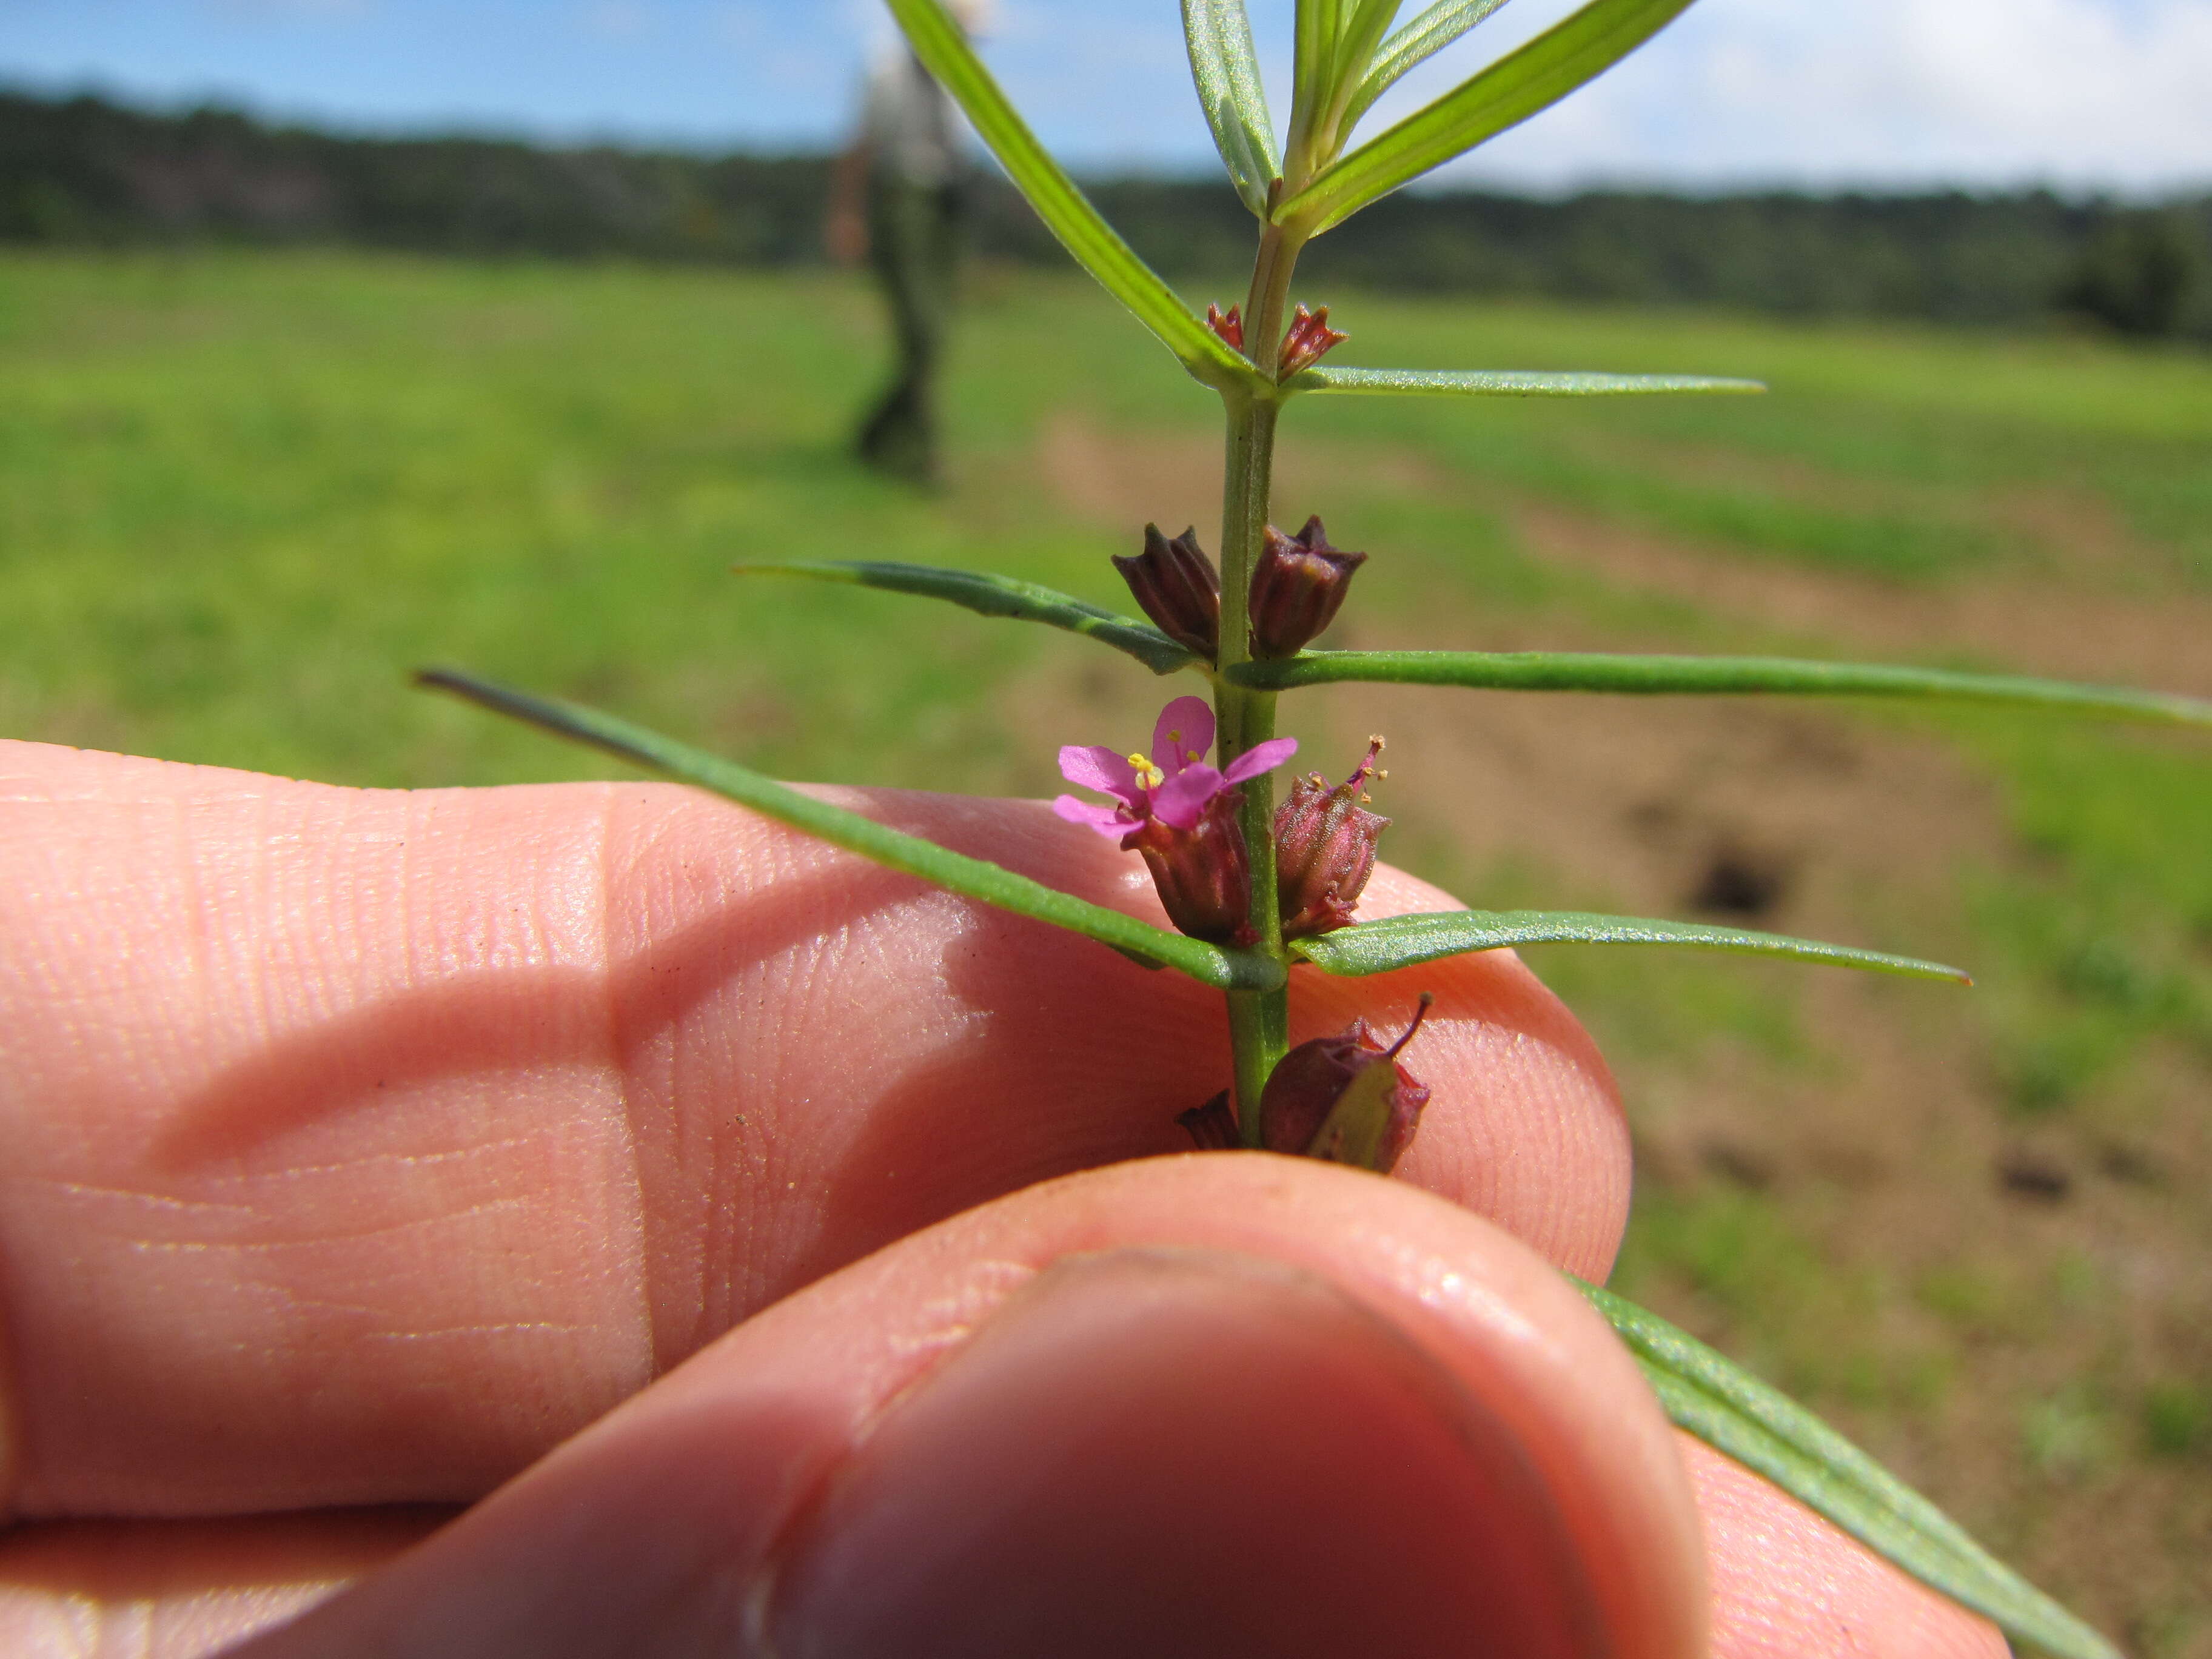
[1409, 0, 2212, 192]
[959, 0, 2211, 192]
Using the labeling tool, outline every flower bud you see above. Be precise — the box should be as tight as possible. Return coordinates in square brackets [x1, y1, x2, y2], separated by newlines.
[1128, 788, 1252, 945]
[1248, 515, 1367, 658]
[1275, 737, 1389, 940]
[1113, 523, 1221, 660]
[1177, 1090, 1240, 1151]
[1276, 303, 1347, 377]
[1205, 303, 1245, 351]
[1258, 996, 1433, 1175]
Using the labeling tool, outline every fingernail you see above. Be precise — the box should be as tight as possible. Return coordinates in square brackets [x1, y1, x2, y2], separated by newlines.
[759, 1248, 1603, 1658]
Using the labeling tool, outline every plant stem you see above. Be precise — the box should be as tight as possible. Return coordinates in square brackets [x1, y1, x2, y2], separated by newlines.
[1216, 223, 1307, 1144]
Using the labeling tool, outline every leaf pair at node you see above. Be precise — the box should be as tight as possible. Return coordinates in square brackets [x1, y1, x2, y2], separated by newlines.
[1192, 0, 1702, 237]
[890, 0, 1752, 398]
[732, 555, 2212, 732]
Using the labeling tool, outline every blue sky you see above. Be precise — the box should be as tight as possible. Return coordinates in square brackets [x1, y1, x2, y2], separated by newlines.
[7, 0, 2210, 192]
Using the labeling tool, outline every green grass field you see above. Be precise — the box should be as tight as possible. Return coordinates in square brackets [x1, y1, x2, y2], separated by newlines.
[4, 250, 2208, 1652]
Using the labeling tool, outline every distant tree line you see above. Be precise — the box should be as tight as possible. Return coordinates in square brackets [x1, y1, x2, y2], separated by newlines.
[5, 88, 2208, 339]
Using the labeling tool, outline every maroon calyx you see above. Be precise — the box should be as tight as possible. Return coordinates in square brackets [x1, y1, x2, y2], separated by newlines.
[1277, 303, 1347, 377]
[1177, 1090, 1241, 1150]
[1248, 514, 1367, 659]
[1275, 737, 1389, 940]
[1258, 995, 1434, 1174]
[1112, 523, 1221, 660]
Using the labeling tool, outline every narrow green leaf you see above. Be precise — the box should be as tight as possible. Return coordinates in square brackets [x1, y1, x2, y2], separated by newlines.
[1276, 0, 1698, 234]
[732, 560, 1201, 676]
[1289, 909, 1969, 981]
[1230, 649, 2212, 728]
[883, 0, 1258, 388]
[1576, 1279, 2123, 1659]
[1342, 0, 1409, 68]
[1183, 0, 1281, 216]
[1324, 0, 1408, 135]
[1295, 0, 1347, 111]
[1344, 0, 1513, 131]
[417, 669, 1282, 993]
[1290, 365, 1764, 397]
[1286, 0, 1347, 175]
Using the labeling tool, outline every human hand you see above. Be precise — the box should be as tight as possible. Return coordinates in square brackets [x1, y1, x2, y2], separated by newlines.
[0, 742, 2002, 1657]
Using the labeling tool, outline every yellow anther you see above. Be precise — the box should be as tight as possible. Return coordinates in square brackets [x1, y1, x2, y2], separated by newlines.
[1126, 751, 1165, 789]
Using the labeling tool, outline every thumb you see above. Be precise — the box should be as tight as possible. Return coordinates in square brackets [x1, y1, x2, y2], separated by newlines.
[232, 1158, 1708, 1658]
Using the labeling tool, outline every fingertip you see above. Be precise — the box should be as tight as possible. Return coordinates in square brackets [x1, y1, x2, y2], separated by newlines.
[763, 1248, 1619, 1658]
[1680, 1435, 2011, 1659]
[1290, 861, 1633, 1282]
[238, 1161, 1707, 1659]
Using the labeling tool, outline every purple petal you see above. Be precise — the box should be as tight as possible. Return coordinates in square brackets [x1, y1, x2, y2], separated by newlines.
[1150, 763, 1224, 831]
[1052, 795, 1136, 840]
[1151, 696, 1215, 776]
[1058, 744, 1142, 803]
[1222, 737, 1299, 785]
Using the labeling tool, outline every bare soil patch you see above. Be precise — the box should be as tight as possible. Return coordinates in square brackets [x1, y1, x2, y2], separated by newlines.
[1516, 502, 2212, 699]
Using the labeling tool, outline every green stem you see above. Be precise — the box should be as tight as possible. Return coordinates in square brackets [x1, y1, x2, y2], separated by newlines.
[1217, 226, 1306, 1145]
[1242, 224, 1295, 376]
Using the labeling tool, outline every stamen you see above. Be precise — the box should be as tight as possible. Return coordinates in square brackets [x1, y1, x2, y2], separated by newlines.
[1339, 736, 1387, 794]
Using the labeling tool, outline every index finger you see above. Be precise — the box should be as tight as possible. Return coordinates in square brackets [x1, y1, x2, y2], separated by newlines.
[0, 740, 1627, 1520]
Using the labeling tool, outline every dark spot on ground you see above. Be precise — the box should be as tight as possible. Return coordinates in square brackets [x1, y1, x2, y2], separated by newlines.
[1690, 843, 1792, 919]
[1997, 1150, 2074, 1203]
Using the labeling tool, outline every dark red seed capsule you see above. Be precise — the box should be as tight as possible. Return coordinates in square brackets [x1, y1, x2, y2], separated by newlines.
[1258, 995, 1433, 1174]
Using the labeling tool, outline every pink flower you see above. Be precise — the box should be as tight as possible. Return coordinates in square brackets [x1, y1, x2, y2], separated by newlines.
[1053, 695, 1296, 847]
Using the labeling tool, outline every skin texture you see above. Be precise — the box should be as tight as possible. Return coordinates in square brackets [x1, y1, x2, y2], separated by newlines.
[0, 740, 2007, 1657]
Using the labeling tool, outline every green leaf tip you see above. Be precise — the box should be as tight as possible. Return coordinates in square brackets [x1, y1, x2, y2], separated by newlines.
[883, 0, 1259, 389]
[1576, 1279, 2124, 1659]
[1344, 0, 1514, 131]
[1184, 0, 1281, 216]
[1276, 0, 1700, 235]
[414, 668, 1281, 994]
[1290, 908, 1971, 983]
[1230, 648, 2212, 728]
[731, 560, 1202, 676]
[1289, 366, 1766, 398]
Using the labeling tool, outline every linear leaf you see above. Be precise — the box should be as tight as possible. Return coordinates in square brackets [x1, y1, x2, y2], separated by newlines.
[1184, 0, 1281, 216]
[1289, 908, 1968, 980]
[1276, 0, 1698, 234]
[417, 669, 1282, 993]
[884, 0, 1257, 387]
[1344, 0, 1513, 131]
[1230, 649, 2212, 728]
[732, 560, 1201, 675]
[1292, 0, 1347, 147]
[1282, 0, 1344, 176]
[1291, 365, 1763, 397]
[1576, 1279, 2123, 1659]
[1322, 0, 1407, 139]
